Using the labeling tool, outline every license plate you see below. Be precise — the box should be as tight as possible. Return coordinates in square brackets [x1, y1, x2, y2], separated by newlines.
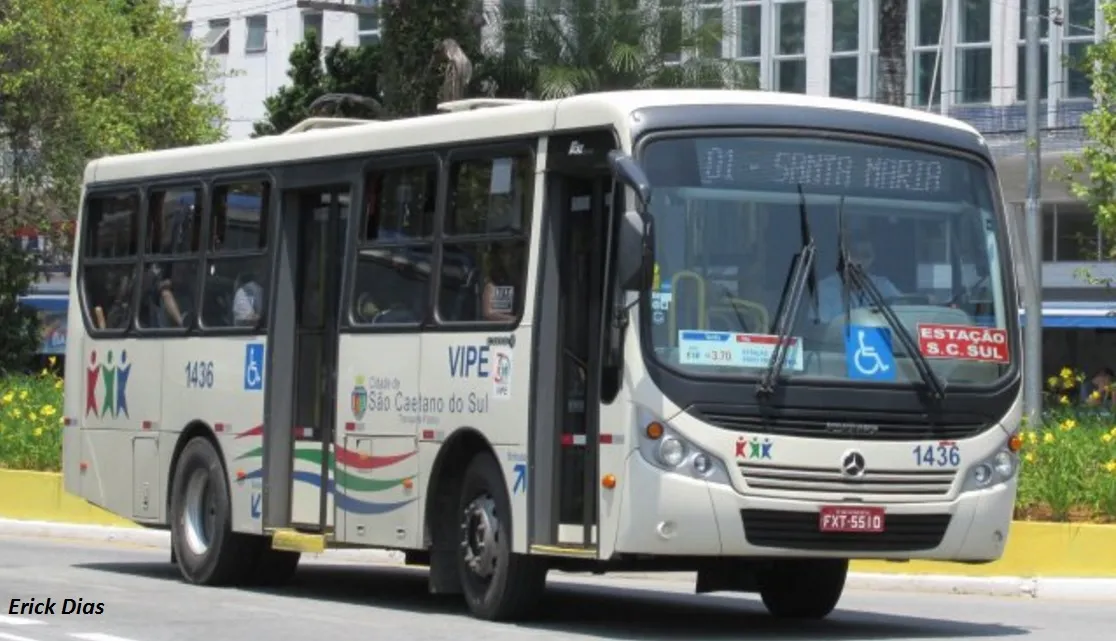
[818, 506, 885, 533]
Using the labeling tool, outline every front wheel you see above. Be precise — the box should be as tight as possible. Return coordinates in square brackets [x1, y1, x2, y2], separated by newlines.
[758, 558, 847, 620]
[456, 452, 547, 621]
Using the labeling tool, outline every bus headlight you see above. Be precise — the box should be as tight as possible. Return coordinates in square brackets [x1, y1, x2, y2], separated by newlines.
[636, 409, 731, 485]
[966, 447, 1018, 490]
[993, 451, 1015, 477]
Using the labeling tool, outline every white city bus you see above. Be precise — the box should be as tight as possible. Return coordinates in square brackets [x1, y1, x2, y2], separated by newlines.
[62, 90, 1026, 621]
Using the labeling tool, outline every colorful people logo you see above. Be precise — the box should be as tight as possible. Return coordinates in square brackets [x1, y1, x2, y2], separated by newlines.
[86, 349, 131, 419]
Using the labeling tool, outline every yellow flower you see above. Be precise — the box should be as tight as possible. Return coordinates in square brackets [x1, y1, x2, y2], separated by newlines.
[1091, 390, 1102, 401]
[9, 408, 21, 419]
[1044, 432, 1055, 444]
[1024, 452, 1036, 463]
[1027, 431, 1038, 445]
[1060, 367, 1074, 380]
[58, 416, 64, 425]
[27, 412, 37, 422]
[32, 427, 42, 437]
[1103, 433, 1114, 444]
[39, 368, 48, 376]
[40, 405, 56, 417]
[1, 392, 11, 404]
[18, 390, 27, 400]
[48, 356, 56, 366]
[54, 380, 62, 390]
[1106, 460, 1116, 474]
[1047, 376, 1060, 389]
[1110, 427, 1116, 437]
[1061, 418, 1077, 431]
[1060, 395, 1070, 405]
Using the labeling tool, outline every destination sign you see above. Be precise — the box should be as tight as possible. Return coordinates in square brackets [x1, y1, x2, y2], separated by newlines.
[686, 138, 970, 200]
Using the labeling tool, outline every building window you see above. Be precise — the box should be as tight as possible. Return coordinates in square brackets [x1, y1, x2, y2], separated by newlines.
[203, 19, 230, 56]
[774, 1, 806, 93]
[698, 2, 725, 59]
[303, 11, 323, 41]
[913, 0, 943, 107]
[734, 1, 762, 83]
[955, 0, 991, 102]
[1016, 0, 1050, 101]
[1063, 0, 1096, 98]
[661, 0, 684, 63]
[1046, 204, 1101, 262]
[245, 15, 267, 53]
[357, 0, 380, 46]
[830, 0, 859, 98]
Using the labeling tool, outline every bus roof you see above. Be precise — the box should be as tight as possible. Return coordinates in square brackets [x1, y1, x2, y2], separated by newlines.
[84, 90, 982, 186]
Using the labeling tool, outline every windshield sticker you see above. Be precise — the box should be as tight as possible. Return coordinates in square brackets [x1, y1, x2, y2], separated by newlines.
[678, 331, 804, 371]
[650, 291, 671, 325]
[490, 286, 515, 313]
[917, 323, 1008, 363]
[845, 326, 896, 381]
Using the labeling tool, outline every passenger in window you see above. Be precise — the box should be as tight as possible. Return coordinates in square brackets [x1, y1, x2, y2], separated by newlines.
[816, 239, 901, 324]
[233, 273, 264, 326]
[141, 262, 184, 327]
[481, 244, 520, 322]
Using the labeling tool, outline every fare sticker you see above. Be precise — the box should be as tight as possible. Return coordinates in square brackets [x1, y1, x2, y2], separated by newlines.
[916, 323, 1009, 364]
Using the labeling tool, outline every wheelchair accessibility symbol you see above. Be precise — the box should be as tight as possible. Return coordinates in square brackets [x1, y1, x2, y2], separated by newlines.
[845, 326, 896, 381]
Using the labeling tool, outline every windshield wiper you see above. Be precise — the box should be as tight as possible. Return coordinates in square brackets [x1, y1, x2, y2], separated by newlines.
[835, 196, 947, 400]
[757, 184, 818, 397]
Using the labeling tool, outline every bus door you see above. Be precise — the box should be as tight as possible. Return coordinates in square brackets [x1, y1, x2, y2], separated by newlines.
[289, 186, 350, 530]
[530, 130, 617, 552]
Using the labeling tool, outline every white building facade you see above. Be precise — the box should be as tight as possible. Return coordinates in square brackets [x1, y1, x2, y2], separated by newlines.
[172, 0, 1114, 369]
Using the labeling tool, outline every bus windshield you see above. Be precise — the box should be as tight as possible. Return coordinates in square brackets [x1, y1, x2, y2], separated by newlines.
[640, 133, 1014, 387]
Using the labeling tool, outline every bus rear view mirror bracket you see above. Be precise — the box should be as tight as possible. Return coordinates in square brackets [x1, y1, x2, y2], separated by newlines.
[608, 150, 654, 292]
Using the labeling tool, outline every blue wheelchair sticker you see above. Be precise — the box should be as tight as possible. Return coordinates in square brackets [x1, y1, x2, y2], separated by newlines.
[845, 326, 896, 381]
[244, 343, 264, 391]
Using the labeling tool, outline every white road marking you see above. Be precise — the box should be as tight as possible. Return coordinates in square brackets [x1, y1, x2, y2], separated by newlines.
[0, 617, 44, 627]
[69, 634, 141, 641]
[0, 631, 44, 641]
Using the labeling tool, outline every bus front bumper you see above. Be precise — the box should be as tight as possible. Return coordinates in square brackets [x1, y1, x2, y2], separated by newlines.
[611, 452, 1015, 562]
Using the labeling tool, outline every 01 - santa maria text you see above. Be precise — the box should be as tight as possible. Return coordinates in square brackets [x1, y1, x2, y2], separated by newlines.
[9, 597, 105, 615]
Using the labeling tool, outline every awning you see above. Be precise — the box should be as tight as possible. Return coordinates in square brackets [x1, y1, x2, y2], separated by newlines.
[17, 294, 68, 313]
[1020, 301, 1116, 329]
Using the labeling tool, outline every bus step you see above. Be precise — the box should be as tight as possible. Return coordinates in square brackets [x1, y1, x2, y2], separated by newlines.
[529, 544, 597, 559]
[270, 529, 326, 554]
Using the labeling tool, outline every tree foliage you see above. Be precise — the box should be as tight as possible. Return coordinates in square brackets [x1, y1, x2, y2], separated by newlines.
[0, 245, 40, 374]
[474, 0, 758, 99]
[1063, 2, 1116, 265]
[0, 0, 224, 371]
[252, 32, 384, 136]
[877, 0, 908, 106]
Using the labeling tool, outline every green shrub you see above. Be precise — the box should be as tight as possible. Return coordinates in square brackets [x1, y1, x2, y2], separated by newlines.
[0, 362, 64, 471]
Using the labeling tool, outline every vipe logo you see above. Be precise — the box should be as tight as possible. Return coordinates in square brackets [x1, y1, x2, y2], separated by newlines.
[85, 349, 131, 418]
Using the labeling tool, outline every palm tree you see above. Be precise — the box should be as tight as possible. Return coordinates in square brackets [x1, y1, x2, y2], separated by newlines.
[473, 0, 758, 100]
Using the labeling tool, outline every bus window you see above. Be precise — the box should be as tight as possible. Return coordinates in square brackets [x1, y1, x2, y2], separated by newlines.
[202, 181, 271, 328]
[81, 193, 140, 330]
[138, 187, 201, 329]
[438, 153, 532, 323]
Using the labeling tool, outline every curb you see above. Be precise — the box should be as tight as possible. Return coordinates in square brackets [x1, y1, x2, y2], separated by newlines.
[2, 519, 1114, 600]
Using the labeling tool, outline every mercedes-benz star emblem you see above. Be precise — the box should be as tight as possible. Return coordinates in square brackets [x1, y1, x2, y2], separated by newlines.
[841, 450, 866, 477]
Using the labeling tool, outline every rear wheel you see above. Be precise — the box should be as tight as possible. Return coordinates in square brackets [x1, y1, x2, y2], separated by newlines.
[169, 437, 255, 585]
[758, 558, 847, 620]
[456, 452, 547, 621]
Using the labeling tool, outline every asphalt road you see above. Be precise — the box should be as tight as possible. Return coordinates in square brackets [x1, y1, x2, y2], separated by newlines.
[0, 535, 1113, 641]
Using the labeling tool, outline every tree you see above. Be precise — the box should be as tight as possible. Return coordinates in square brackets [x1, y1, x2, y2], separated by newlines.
[473, 0, 758, 99]
[252, 32, 384, 137]
[379, 0, 484, 116]
[0, 0, 224, 372]
[877, 0, 907, 105]
[1062, 3, 1116, 279]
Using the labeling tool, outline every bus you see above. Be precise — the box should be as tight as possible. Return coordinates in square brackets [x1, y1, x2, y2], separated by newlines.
[61, 90, 1026, 622]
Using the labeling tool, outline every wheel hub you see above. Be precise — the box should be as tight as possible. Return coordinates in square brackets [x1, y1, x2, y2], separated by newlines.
[183, 469, 217, 556]
[461, 495, 499, 579]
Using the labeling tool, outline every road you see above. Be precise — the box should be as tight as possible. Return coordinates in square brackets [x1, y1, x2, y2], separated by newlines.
[0, 535, 1112, 641]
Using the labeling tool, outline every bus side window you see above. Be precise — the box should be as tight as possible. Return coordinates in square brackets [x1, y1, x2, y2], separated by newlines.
[352, 164, 435, 325]
[201, 181, 271, 328]
[437, 153, 532, 323]
[81, 193, 140, 331]
[137, 187, 201, 329]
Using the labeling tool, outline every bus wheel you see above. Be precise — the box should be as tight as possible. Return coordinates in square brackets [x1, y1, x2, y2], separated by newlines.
[456, 452, 546, 621]
[758, 558, 847, 619]
[247, 543, 301, 587]
[170, 437, 254, 585]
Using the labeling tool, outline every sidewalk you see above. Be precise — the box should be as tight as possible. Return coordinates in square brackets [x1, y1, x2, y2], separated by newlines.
[3, 517, 1113, 601]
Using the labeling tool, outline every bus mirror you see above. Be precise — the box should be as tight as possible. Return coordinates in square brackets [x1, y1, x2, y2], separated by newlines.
[618, 210, 653, 291]
[607, 150, 651, 213]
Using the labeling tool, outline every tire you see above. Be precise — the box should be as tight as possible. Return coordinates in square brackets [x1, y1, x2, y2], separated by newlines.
[758, 558, 847, 620]
[456, 452, 547, 621]
[169, 437, 256, 585]
[246, 542, 301, 587]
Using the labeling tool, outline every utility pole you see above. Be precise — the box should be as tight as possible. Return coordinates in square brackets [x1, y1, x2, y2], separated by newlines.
[1023, 0, 1044, 425]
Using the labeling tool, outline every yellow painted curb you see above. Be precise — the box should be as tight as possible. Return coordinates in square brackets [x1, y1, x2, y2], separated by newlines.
[1, 471, 1113, 576]
[850, 519, 1116, 577]
[0, 470, 138, 527]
